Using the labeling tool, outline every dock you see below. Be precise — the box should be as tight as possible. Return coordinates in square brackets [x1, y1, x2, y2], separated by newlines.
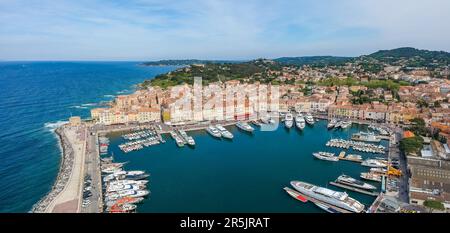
[329, 182, 379, 196]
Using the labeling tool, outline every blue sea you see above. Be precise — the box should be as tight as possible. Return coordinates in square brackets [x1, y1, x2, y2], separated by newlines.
[0, 62, 177, 212]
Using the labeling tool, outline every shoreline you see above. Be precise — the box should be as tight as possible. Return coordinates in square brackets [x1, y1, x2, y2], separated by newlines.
[32, 115, 396, 213]
[31, 124, 88, 213]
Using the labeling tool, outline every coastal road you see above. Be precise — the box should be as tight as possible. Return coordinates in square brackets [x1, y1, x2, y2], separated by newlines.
[81, 130, 103, 213]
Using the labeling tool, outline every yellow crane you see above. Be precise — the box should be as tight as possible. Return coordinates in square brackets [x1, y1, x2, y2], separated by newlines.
[387, 166, 402, 177]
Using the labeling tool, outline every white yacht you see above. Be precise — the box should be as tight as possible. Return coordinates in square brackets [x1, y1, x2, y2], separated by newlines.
[107, 184, 142, 193]
[295, 114, 305, 130]
[109, 180, 148, 186]
[178, 130, 195, 146]
[206, 125, 222, 138]
[336, 175, 377, 190]
[235, 121, 254, 132]
[284, 113, 294, 128]
[305, 113, 314, 125]
[341, 121, 352, 129]
[327, 119, 337, 129]
[290, 181, 365, 213]
[216, 124, 234, 139]
[351, 132, 381, 143]
[313, 152, 339, 162]
[361, 159, 387, 168]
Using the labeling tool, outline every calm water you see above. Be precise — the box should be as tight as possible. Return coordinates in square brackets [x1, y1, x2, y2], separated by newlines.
[108, 121, 388, 213]
[0, 62, 177, 212]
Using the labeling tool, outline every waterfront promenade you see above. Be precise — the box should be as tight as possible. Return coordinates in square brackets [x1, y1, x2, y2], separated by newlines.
[32, 125, 87, 213]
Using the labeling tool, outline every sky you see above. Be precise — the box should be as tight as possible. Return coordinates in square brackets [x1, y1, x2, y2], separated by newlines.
[1, 0, 450, 61]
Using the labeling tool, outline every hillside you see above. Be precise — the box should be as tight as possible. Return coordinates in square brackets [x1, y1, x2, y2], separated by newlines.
[366, 47, 450, 67]
[274, 56, 353, 67]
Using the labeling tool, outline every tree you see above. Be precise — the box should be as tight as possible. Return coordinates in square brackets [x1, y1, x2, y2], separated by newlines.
[423, 200, 445, 211]
[399, 136, 424, 154]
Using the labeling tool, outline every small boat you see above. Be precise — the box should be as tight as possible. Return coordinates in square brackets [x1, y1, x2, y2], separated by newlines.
[314, 202, 341, 213]
[206, 125, 222, 138]
[108, 204, 137, 213]
[360, 172, 382, 182]
[235, 121, 254, 132]
[284, 113, 294, 128]
[283, 187, 308, 203]
[109, 180, 148, 186]
[336, 174, 376, 190]
[313, 152, 339, 162]
[105, 197, 144, 207]
[361, 159, 387, 168]
[327, 119, 337, 129]
[216, 124, 233, 139]
[178, 130, 195, 146]
[340, 121, 352, 129]
[295, 114, 305, 130]
[305, 113, 314, 125]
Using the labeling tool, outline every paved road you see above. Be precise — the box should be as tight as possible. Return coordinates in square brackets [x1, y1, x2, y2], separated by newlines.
[392, 128, 410, 203]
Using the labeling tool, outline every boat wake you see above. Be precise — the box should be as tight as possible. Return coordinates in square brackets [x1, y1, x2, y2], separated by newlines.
[117, 89, 129, 94]
[81, 103, 97, 107]
[104, 94, 115, 98]
[69, 105, 89, 109]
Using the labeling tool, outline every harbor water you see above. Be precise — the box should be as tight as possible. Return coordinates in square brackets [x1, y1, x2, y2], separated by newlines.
[107, 121, 388, 213]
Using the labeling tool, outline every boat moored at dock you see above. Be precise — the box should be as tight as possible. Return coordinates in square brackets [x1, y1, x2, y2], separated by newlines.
[235, 121, 254, 132]
[178, 130, 195, 146]
[360, 172, 383, 182]
[283, 187, 308, 203]
[206, 125, 222, 138]
[361, 159, 387, 168]
[327, 119, 337, 129]
[284, 113, 294, 128]
[216, 124, 234, 139]
[351, 132, 381, 143]
[305, 113, 314, 125]
[336, 174, 376, 190]
[313, 152, 339, 162]
[295, 114, 305, 130]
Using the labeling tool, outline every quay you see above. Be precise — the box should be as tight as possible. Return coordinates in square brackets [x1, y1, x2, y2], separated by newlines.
[32, 121, 103, 213]
[32, 125, 89, 212]
[329, 182, 379, 197]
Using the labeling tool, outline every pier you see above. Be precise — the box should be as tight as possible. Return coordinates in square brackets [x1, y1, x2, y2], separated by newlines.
[329, 182, 379, 197]
[32, 125, 88, 213]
